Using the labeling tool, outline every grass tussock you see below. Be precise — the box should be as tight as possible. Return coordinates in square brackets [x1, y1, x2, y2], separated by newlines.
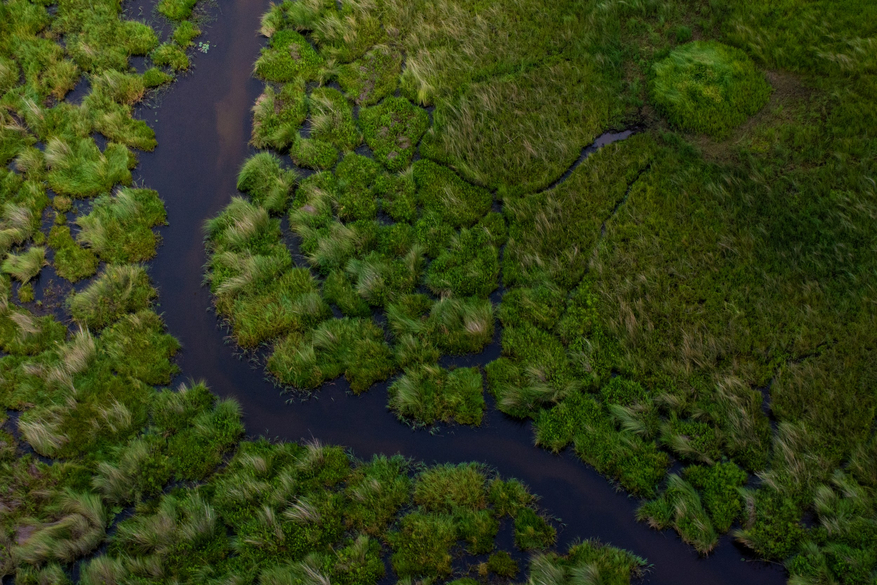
[388, 364, 485, 426]
[76, 188, 167, 263]
[68, 264, 157, 329]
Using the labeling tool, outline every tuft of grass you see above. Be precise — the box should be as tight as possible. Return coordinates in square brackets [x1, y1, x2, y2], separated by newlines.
[2, 246, 45, 283]
[13, 491, 106, 565]
[637, 474, 718, 555]
[68, 264, 157, 329]
[254, 29, 324, 82]
[100, 309, 181, 384]
[514, 508, 556, 551]
[290, 135, 339, 170]
[268, 317, 395, 393]
[152, 43, 190, 71]
[308, 87, 361, 152]
[237, 152, 297, 213]
[487, 551, 518, 578]
[414, 463, 487, 512]
[251, 80, 308, 150]
[158, 0, 198, 20]
[425, 226, 499, 298]
[76, 188, 167, 263]
[388, 364, 485, 426]
[44, 138, 133, 198]
[360, 97, 429, 172]
[48, 225, 99, 282]
[388, 512, 457, 578]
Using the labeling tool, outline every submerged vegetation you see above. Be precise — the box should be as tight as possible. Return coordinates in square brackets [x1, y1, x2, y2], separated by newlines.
[204, 0, 877, 582]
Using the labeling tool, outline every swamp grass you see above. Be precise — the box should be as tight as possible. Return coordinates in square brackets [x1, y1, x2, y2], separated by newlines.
[200, 0, 877, 582]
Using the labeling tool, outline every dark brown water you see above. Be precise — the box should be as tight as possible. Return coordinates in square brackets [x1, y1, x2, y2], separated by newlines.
[138, 0, 787, 582]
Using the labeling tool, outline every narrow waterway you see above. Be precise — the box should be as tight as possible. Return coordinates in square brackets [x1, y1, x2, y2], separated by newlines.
[139, 0, 787, 582]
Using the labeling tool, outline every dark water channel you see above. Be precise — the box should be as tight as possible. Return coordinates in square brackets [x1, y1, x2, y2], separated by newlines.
[138, 0, 787, 583]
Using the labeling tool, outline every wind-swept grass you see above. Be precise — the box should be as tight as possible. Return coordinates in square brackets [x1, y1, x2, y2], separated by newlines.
[76, 188, 167, 263]
[44, 138, 133, 198]
[2, 246, 45, 283]
[13, 491, 106, 565]
[388, 364, 485, 426]
[638, 475, 718, 555]
[68, 264, 157, 329]
[237, 152, 297, 213]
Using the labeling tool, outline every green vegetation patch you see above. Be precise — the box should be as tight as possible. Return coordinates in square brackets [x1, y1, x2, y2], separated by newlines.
[388, 365, 485, 426]
[251, 81, 308, 150]
[255, 30, 324, 82]
[76, 188, 167, 263]
[236, 152, 296, 213]
[68, 264, 157, 329]
[268, 317, 394, 393]
[337, 46, 401, 106]
[651, 41, 771, 138]
[360, 97, 429, 172]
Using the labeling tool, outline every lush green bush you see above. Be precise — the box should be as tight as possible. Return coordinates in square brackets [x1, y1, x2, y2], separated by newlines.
[651, 41, 771, 138]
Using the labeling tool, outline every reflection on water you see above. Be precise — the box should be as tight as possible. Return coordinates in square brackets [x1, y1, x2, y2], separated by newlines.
[136, 0, 787, 583]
